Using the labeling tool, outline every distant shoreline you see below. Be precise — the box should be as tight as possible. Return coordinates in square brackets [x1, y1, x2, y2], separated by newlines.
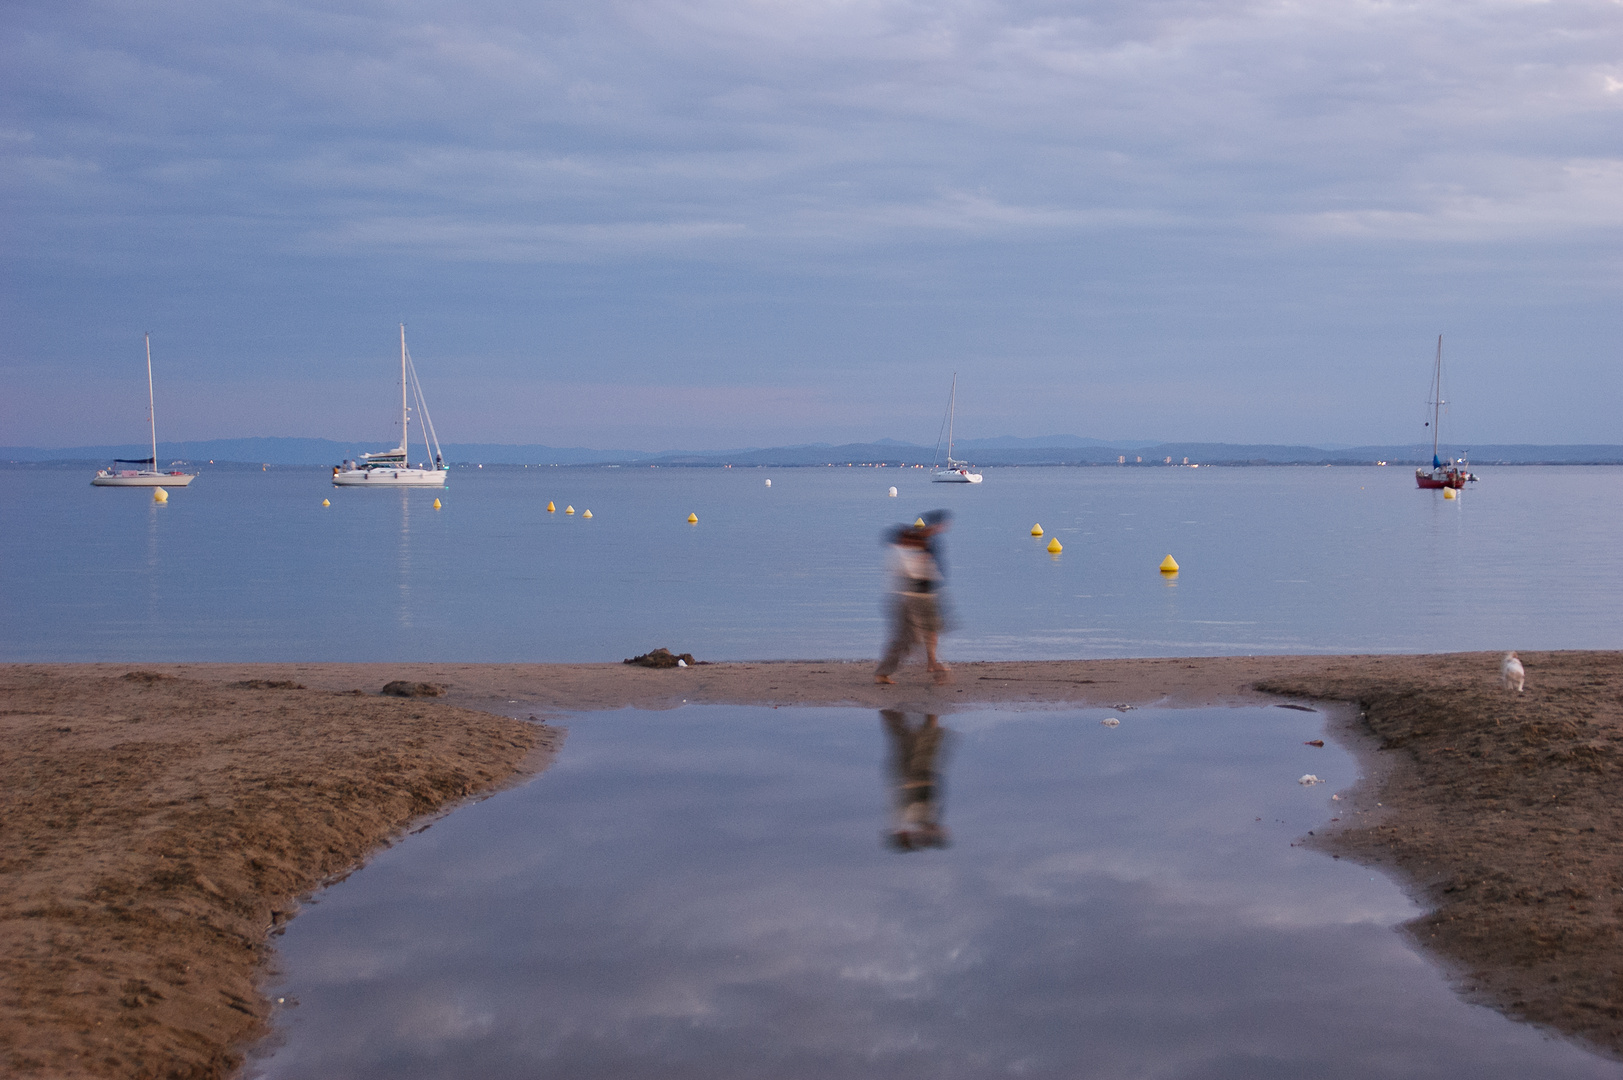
[8, 458, 1623, 470]
[7, 437, 1623, 469]
[4, 652, 1621, 1075]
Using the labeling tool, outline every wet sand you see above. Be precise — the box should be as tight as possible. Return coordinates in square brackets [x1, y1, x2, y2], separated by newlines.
[3, 652, 1620, 1075]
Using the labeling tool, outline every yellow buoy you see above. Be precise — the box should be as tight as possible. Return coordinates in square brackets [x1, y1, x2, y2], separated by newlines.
[1443, 487, 1456, 500]
[547, 501, 556, 512]
[915, 517, 926, 527]
[1030, 523, 1044, 537]
[687, 512, 698, 523]
[1159, 554, 1179, 574]
[583, 509, 593, 518]
[566, 505, 575, 515]
[153, 487, 168, 503]
[433, 498, 442, 509]
[1047, 536, 1062, 553]
[322, 498, 330, 507]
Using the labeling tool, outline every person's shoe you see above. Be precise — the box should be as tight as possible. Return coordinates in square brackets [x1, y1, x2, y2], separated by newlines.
[874, 674, 895, 685]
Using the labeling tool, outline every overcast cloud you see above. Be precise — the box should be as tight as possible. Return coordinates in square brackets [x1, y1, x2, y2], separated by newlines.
[3, 0, 1620, 448]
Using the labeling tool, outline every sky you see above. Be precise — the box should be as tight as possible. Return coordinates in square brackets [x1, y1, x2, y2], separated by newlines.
[3, 0, 1620, 451]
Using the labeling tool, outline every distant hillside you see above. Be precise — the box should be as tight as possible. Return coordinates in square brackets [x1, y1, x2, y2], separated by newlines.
[6, 437, 1621, 467]
[628, 442, 1623, 467]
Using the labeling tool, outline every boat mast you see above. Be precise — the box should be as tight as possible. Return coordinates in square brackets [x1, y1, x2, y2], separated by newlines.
[400, 323, 410, 463]
[946, 373, 957, 465]
[1430, 335, 1443, 467]
[145, 333, 157, 473]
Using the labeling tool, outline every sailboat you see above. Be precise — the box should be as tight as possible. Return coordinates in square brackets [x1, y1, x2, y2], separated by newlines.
[333, 325, 447, 488]
[1414, 335, 1477, 490]
[931, 374, 982, 483]
[92, 335, 197, 487]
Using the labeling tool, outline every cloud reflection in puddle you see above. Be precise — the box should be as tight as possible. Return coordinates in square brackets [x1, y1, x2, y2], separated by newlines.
[249, 706, 1616, 1080]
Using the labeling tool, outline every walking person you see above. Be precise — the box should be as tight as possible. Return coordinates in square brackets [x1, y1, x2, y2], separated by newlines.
[875, 510, 953, 685]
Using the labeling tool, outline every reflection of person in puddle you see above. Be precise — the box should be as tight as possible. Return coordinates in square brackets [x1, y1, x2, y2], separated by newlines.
[880, 709, 952, 851]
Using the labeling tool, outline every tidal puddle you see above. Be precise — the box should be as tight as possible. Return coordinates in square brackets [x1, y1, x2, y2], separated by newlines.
[248, 706, 1614, 1078]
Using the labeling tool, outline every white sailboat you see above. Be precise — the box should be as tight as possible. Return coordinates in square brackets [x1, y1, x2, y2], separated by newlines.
[333, 325, 447, 488]
[932, 373, 982, 483]
[92, 334, 197, 487]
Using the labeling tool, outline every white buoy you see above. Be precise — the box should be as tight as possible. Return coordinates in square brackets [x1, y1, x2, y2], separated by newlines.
[765, 479, 771, 487]
[888, 486, 897, 497]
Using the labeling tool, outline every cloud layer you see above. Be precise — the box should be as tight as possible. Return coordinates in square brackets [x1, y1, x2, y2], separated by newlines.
[4, 0, 1621, 446]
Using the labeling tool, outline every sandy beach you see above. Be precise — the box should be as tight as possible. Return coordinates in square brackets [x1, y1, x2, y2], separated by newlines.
[3, 651, 1620, 1075]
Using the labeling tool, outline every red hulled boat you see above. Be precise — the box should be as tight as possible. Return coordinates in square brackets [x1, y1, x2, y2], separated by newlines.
[1415, 335, 1477, 490]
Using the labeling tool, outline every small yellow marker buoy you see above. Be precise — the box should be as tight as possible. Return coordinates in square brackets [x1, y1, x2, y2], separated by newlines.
[583, 509, 593, 518]
[1030, 523, 1044, 537]
[547, 501, 556, 512]
[566, 505, 575, 515]
[1159, 554, 1179, 574]
[915, 517, 926, 527]
[1046, 536, 1062, 553]
[1443, 487, 1456, 500]
[433, 498, 441, 509]
[687, 512, 698, 523]
[153, 487, 168, 503]
[322, 498, 330, 507]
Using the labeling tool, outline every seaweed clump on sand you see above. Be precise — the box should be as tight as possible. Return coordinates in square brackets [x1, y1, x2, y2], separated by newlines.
[624, 648, 703, 668]
[380, 681, 446, 697]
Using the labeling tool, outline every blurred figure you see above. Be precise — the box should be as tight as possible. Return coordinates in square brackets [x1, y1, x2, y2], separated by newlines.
[880, 709, 952, 851]
[875, 510, 953, 685]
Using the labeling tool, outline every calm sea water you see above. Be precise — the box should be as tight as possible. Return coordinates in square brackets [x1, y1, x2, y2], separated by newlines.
[3, 465, 1620, 662]
[247, 705, 1617, 1079]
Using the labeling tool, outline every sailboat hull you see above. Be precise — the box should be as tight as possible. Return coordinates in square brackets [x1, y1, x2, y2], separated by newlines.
[1415, 468, 1469, 490]
[92, 472, 196, 487]
[932, 469, 982, 483]
[333, 468, 446, 487]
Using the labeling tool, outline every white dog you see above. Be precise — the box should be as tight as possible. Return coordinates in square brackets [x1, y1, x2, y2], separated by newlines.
[1500, 651, 1525, 693]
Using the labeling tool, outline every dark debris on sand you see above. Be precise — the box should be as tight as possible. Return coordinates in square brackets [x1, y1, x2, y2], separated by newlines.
[380, 681, 447, 697]
[623, 648, 706, 669]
